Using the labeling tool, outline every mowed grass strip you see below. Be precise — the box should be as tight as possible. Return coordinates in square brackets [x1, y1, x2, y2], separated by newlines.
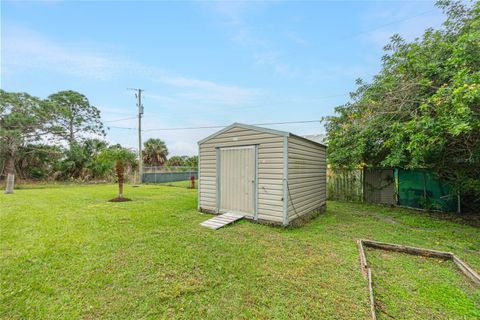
[0, 184, 479, 319]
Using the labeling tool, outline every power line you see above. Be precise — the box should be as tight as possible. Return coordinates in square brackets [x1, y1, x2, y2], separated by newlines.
[144, 124, 226, 132]
[115, 119, 322, 132]
[249, 119, 322, 127]
[103, 116, 137, 123]
[107, 125, 137, 130]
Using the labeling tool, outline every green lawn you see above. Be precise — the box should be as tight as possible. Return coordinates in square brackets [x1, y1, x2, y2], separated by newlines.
[1, 184, 479, 319]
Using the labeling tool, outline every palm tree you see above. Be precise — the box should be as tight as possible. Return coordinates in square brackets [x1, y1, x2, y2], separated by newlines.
[98, 145, 137, 201]
[142, 138, 168, 166]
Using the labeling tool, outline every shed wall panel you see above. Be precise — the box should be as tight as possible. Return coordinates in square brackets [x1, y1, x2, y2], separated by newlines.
[287, 136, 327, 220]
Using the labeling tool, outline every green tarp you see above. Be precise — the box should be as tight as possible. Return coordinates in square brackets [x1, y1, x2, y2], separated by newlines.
[396, 169, 457, 212]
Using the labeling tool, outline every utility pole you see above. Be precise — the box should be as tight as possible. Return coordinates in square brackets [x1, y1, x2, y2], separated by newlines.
[128, 88, 144, 184]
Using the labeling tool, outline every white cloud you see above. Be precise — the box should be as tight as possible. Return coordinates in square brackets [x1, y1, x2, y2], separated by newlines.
[151, 75, 260, 107]
[2, 23, 260, 111]
[2, 25, 127, 80]
[1, 23, 263, 156]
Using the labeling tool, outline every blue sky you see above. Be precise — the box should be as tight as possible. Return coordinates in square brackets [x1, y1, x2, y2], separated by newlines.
[1, 1, 445, 156]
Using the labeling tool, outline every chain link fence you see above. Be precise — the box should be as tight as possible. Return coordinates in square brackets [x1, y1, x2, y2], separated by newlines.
[142, 166, 198, 184]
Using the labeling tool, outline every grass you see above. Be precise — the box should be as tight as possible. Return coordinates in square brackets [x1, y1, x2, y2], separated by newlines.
[0, 184, 479, 319]
[366, 249, 480, 319]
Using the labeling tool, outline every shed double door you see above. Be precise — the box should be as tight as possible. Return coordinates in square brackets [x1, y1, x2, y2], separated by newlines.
[218, 146, 256, 217]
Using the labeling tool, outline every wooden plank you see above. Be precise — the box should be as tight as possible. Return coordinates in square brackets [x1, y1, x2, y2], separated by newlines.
[200, 213, 245, 230]
[213, 215, 238, 221]
[357, 240, 368, 277]
[200, 224, 219, 230]
[361, 239, 453, 259]
[367, 268, 377, 320]
[202, 224, 221, 230]
[452, 256, 480, 285]
[206, 218, 229, 224]
[200, 221, 224, 227]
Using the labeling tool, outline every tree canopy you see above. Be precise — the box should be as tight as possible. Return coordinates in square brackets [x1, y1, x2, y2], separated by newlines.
[57, 139, 110, 180]
[142, 138, 168, 166]
[165, 155, 188, 167]
[0, 90, 111, 184]
[0, 90, 59, 177]
[48, 90, 105, 146]
[325, 0, 480, 194]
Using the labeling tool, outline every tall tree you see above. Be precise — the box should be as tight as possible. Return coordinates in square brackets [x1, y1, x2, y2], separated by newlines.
[0, 90, 58, 193]
[48, 90, 104, 147]
[326, 0, 480, 196]
[142, 138, 169, 166]
[98, 145, 137, 201]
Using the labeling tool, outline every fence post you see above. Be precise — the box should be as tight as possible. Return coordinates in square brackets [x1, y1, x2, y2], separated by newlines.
[457, 194, 461, 214]
[396, 168, 400, 205]
[361, 168, 364, 203]
[423, 170, 427, 209]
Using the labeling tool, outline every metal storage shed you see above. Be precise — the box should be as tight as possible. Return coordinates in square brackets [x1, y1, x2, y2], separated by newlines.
[198, 123, 327, 226]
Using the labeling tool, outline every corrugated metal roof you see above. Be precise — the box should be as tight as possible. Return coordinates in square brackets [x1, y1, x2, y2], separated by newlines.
[302, 134, 328, 145]
[198, 123, 288, 145]
[198, 123, 328, 147]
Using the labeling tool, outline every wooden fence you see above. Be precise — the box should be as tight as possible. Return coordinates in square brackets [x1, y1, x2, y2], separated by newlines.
[327, 167, 396, 205]
[326, 168, 363, 202]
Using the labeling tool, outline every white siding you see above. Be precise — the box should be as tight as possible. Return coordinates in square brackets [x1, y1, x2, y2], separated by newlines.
[287, 135, 327, 221]
[199, 126, 285, 223]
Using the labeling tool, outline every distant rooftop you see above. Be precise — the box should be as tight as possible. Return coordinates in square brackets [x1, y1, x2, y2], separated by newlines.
[302, 134, 328, 145]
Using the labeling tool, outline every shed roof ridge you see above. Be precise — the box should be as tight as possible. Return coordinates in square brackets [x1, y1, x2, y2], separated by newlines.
[198, 122, 289, 145]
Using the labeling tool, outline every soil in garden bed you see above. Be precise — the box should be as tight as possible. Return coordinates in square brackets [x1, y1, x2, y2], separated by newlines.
[108, 197, 132, 202]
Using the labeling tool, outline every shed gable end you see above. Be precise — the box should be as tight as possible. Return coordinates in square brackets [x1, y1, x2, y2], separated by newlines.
[198, 123, 288, 145]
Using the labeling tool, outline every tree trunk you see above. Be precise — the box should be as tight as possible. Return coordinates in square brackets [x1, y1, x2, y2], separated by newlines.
[4, 150, 16, 194]
[68, 113, 75, 148]
[116, 162, 124, 198]
[5, 174, 15, 194]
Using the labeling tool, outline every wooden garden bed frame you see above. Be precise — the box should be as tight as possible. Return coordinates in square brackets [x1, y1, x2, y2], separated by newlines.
[356, 239, 480, 320]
